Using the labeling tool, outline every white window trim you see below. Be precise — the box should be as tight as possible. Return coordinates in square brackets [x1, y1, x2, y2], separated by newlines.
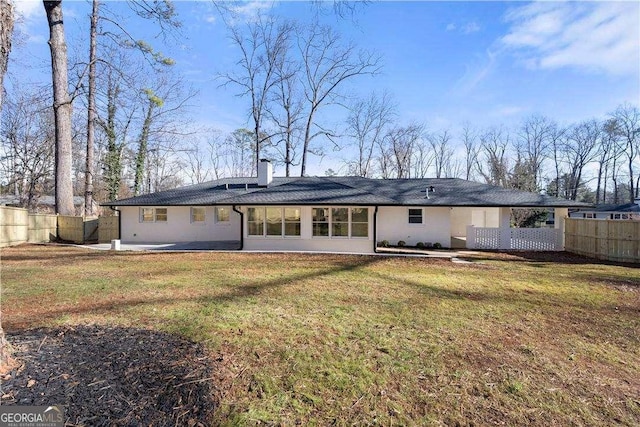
[312, 206, 370, 239]
[215, 206, 231, 225]
[191, 207, 206, 225]
[246, 207, 302, 238]
[140, 207, 168, 223]
[408, 208, 423, 225]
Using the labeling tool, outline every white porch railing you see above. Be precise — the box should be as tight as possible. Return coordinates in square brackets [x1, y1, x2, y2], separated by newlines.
[466, 226, 562, 251]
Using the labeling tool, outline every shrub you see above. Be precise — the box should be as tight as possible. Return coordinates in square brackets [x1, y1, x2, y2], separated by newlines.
[416, 242, 425, 249]
[433, 242, 442, 249]
[397, 240, 406, 247]
[379, 240, 390, 248]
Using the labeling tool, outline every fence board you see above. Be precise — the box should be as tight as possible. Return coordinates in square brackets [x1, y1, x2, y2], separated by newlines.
[565, 218, 640, 263]
[28, 214, 58, 243]
[1, 206, 29, 247]
[98, 216, 119, 243]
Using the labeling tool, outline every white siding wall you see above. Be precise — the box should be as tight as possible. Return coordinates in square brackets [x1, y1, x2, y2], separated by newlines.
[119, 206, 241, 243]
[377, 207, 451, 247]
[242, 206, 374, 253]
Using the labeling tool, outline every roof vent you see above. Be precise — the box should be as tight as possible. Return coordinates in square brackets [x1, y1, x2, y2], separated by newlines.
[258, 159, 273, 187]
[426, 186, 435, 199]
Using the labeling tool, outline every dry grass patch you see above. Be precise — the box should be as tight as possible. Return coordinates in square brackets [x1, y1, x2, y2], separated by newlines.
[1, 244, 639, 425]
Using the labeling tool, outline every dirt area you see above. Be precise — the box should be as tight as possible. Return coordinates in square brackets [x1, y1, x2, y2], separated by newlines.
[0, 325, 233, 426]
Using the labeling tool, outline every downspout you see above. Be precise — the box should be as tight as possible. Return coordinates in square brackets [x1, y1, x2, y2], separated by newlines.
[373, 206, 379, 253]
[232, 205, 244, 250]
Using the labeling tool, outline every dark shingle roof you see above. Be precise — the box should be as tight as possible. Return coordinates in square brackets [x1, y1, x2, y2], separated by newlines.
[103, 176, 591, 208]
[579, 203, 640, 213]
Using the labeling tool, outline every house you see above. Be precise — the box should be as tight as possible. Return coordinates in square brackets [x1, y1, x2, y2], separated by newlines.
[0, 195, 99, 215]
[569, 200, 640, 220]
[103, 160, 590, 253]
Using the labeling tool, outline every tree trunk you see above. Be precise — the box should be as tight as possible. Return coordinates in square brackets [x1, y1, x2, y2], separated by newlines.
[133, 101, 154, 195]
[84, 0, 98, 216]
[44, 0, 74, 215]
[0, 0, 14, 374]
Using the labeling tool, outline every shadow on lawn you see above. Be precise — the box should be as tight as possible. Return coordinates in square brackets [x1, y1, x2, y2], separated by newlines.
[2, 325, 229, 426]
[4, 255, 385, 331]
[464, 250, 640, 268]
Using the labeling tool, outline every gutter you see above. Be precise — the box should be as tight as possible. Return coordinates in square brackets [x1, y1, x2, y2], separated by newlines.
[232, 205, 243, 250]
[373, 206, 379, 253]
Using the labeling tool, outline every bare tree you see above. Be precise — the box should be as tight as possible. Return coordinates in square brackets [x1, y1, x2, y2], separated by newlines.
[0, 0, 14, 373]
[460, 122, 479, 181]
[610, 104, 640, 201]
[516, 114, 554, 189]
[411, 137, 433, 179]
[595, 119, 620, 204]
[44, 0, 74, 215]
[563, 120, 602, 200]
[298, 22, 381, 176]
[0, 91, 55, 210]
[266, 21, 303, 176]
[220, 15, 289, 174]
[346, 91, 395, 177]
[380, 124, 423, 179]
[84, 0, 99, 215]
[429, 129, 456, 178]
[476, 127, 510, 187]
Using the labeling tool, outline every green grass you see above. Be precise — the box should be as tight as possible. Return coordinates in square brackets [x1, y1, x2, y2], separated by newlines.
[1, 245, 639, 425]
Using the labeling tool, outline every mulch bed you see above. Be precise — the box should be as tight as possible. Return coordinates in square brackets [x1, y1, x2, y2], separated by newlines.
[1, 325, 233, 426]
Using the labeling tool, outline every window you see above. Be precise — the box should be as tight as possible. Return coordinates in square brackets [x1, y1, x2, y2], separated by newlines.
[141, 208, 154, 222]
[312, 208, 329, 237]
[266, 207, 282, 236]
[312, 207, 368, 238]
[216, 207, 230, 223]
[191, 207, 206, 223]
[247, 207, 264, 236]
[248, 207, 301, 237]
[284, 208, 301, 236]
[332, 208, 349, 237]
[583, 213, 596, 219]
[140, 207, 167, 222]
[155, 208, 167, 222]
[351, 208, 369, 237]
[611, 213, 630, 220]
[408, 208, 423, 224]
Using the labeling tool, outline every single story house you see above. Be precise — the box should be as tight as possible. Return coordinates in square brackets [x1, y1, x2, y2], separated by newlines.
[569, 200, 640, 220]
[103, 160, 590, 253]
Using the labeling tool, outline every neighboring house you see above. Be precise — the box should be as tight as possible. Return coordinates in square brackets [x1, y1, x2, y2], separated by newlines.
[569, 200, 640, 220]
[0, 195, 97, 215]
[103, 160, 589, 253]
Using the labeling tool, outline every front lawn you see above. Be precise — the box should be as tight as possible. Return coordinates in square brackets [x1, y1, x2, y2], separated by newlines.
[1, 245, 638, 425]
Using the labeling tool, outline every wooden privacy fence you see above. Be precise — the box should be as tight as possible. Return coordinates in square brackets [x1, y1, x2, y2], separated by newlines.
[0, 206, 119, 247]
[565, 218, 640, 263]
[0, 206, 57, 247]
[98, 216, 119, 243]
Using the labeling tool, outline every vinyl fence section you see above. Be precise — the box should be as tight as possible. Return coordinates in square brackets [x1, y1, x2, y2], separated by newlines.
[565, 218, 640, 263]
[466, 226, 562, 251]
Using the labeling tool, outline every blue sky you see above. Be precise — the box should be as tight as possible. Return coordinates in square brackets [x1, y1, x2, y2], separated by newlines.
[10, 1, 640, 176]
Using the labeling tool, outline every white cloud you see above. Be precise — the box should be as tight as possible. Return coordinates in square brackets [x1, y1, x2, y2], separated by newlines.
[227, 1, 275, 23]
[446, 23, 456, 31]
[462, 21, 480, 35]
[14, 0, 41, 20]
[205, 15, 216, 24]
[501, 1, 640, 76]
